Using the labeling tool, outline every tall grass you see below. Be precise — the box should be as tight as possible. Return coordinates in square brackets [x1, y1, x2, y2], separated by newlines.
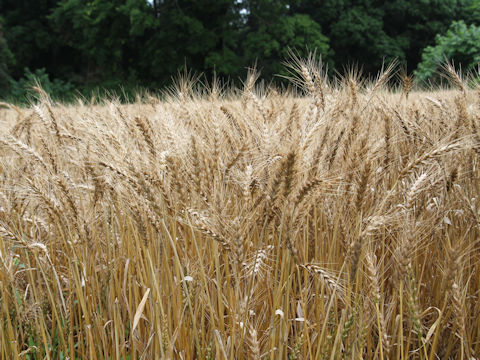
[0, 61, 479, 359]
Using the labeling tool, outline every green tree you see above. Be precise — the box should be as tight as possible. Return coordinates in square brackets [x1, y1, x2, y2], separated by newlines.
[329, 4, 401, 73]
[466, 0, 480, 23]
[49, 0, 138, 83]
[0, 20, 15, 97]
[8, 68, 74, 103]
[293, 0, 475, 74]
[0, 0, 60, 79]
[49, 0, 244, 88]
[242, 0, 331, 78]
[382, 0, 474, 72]
[292, 0, 401, 74]
[135, 0, 243, 85]
[415, 20, 480, 81]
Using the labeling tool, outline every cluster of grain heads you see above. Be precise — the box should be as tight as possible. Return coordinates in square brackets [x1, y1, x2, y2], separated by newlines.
[0, 62, 479, 359]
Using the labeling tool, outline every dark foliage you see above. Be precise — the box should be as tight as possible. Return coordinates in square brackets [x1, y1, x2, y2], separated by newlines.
[0, 0, 478, 101]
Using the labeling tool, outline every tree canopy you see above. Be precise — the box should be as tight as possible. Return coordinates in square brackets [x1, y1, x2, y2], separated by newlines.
[0, 20, 14, 97]
[415, 20, 480, 81]
[0, 0, 479, 101]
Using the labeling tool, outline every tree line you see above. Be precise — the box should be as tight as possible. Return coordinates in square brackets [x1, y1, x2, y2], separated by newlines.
[0, 0, 479, 101]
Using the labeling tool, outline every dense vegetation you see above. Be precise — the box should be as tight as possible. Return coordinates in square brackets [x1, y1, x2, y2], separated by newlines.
[0, 59, 480, 359]
[1, 0, 480, 101]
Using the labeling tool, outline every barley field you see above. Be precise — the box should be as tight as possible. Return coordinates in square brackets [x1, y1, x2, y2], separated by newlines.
[0, 62, 479, 359]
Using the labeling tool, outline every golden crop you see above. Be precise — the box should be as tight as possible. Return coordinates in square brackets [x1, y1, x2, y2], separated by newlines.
[0, 62, 479, 359]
